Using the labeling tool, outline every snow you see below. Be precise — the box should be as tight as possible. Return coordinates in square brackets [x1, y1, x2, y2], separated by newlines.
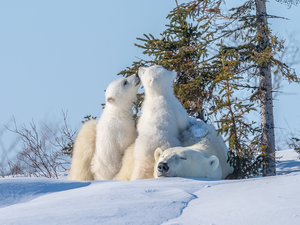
[180, 118, 208, 146]
[187, 117, 207, 139]
[0, 149, 300, 225]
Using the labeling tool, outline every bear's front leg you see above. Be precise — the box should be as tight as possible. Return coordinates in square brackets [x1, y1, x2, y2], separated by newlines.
[130, 162, 155, 180]
[130, 152, 155, 180]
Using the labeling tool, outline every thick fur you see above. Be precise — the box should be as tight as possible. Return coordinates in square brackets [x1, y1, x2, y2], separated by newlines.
[205, 124, 233, 178]
[68, 119, 98, 181]
[154, 122, 233, 179]
[154, 147, 222, 179]
[113, 143, 135, 181]
[130, 65, 190, 180]
[90, 74, 140, 180]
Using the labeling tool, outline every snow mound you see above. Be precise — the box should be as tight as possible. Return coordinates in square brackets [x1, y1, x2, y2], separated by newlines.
[0, 149, 299, 225]
[164, 171, 300, 225]
[0, 178, 212, 225]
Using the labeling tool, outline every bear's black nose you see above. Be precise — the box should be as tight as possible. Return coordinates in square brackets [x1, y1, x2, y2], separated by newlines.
[135, 72, 139, 78]
[158, 162, 169, 173]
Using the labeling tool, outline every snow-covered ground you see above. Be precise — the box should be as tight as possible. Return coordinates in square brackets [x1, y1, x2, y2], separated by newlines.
[0, 149, 299, 225]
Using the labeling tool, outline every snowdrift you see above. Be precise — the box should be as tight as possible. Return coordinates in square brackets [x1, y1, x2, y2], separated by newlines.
[0, 149, 299, 225]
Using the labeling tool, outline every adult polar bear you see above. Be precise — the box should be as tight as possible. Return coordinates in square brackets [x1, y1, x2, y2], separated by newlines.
[153, 120, 233, 179]
[68, 74, 140, 181]
[130, 65, 190, 180]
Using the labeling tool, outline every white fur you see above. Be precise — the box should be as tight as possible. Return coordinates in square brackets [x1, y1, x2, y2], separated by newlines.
[68, 119, 98, 181]
[154, 122, 233, 179]
[154, 147, 222, 179]
[91, 74, 140, 180]
[113, 143, 135, 181]
[130, 65, 190, 180]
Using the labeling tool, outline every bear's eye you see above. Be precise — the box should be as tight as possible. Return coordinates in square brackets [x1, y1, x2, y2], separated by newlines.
[123, 80, 128, 86]
[180, 157, 187, 160]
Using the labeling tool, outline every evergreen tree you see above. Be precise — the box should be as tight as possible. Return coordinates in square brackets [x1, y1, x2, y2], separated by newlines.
[290, 137, 300, 155]
[214, 0, 299, 176]
[211, 40, 263, 178]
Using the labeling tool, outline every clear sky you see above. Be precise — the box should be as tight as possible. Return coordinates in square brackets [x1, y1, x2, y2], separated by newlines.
[1, 0, 299, 157]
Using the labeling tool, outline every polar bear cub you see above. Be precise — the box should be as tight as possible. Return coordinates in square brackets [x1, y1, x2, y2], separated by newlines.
[68, 119, 98, 181]
[130, 65, 190, 180]
[90, 74, 141, 180]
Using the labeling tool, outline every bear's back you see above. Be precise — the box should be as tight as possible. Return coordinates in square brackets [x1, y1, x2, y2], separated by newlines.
[138, 96, 179, 136]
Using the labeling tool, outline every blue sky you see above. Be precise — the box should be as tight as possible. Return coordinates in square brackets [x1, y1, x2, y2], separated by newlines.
[0, 0, 299, 155]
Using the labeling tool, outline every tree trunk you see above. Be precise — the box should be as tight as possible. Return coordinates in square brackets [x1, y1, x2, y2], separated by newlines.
[255, 0, 276, 176]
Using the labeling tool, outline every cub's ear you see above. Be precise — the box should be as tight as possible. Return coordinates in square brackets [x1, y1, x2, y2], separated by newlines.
[208, 155, 219, 171]
[106, 97, 115, 103]
[154, 148, 163, 162]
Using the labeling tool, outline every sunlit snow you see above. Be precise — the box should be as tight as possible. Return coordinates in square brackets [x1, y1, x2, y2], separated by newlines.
[0, 149, 299, 225]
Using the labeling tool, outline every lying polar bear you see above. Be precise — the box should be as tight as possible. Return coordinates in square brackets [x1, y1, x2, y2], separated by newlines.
[154, 147, 222, 179]
[114, 118, 233, 180]
[153, 119, 233, 179]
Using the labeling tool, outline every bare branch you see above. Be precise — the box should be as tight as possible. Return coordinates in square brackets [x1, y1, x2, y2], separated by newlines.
[275, 0, 300, 8]
[3, 113, 75, 178]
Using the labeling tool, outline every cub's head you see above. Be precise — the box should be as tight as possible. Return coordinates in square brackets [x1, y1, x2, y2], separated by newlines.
[138, 65, 177, 97]
[154, 147, 222, 179]
[105, 73, 140, 108]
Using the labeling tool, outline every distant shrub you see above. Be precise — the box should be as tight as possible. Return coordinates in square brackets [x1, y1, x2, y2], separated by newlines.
[5, 112, 77, 178]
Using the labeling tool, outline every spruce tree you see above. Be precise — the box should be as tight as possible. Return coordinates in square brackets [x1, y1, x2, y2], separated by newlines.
[211, 40, 263, 178]
[214, 0, 299, 176]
